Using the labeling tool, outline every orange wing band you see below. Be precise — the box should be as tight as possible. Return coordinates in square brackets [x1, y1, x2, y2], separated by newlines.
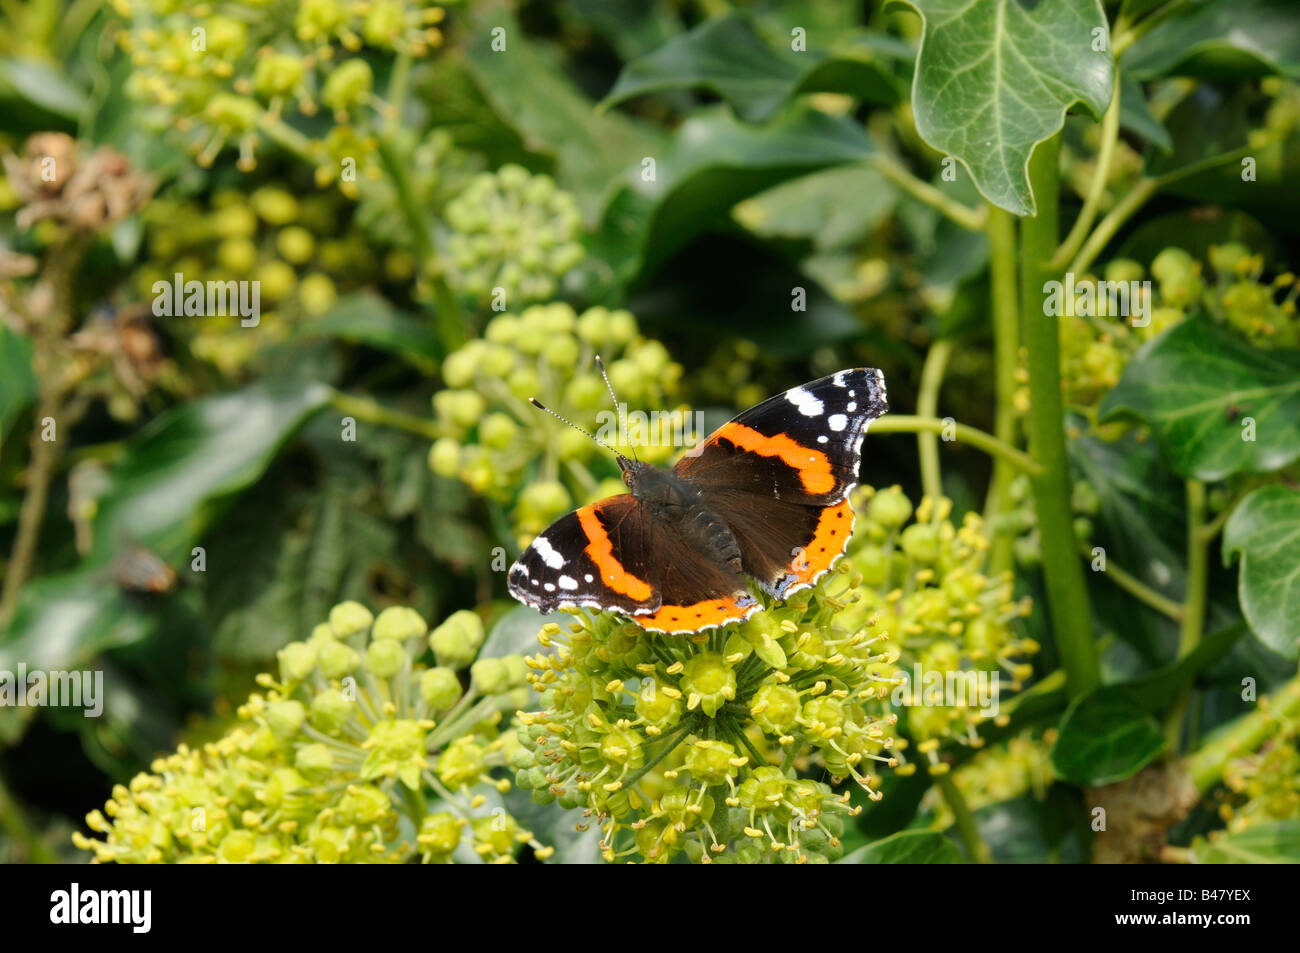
[634, 595, 755, 632]
[576, 504, 655, 602]
[788, 500, 853, 585]
[714, 423, 835, 495]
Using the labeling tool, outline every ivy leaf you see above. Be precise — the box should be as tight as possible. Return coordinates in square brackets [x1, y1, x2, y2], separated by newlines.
[590, 106, 876, 291]
[1123, 0, 1300, 81]
[294, 292, 440, 373]
[1223, 486, 1300, 658]
[1050, 690, 1165, 786]
[463, 4, 664, 220]
[1119, 74, 1171, 152]
[1192, 821, 1300, 863]
[90, 380, 332, 566]
[838, 829, 964, 863]
[1100, 315, 1300, 481]
[601, 16, 902, 122]
[896, 0, 1113, 215]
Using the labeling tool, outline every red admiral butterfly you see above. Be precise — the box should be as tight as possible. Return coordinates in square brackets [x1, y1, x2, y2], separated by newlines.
[507, 366, 888, 634]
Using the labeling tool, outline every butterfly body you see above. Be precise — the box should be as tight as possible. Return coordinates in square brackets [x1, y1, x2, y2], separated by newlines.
[508, 368, 888, 634]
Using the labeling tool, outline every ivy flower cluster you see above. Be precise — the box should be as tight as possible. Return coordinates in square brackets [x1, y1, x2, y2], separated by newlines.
[1218, 715, 1300, 833]
[1045, 245, 1299, 415]
[440, 165, 586, 308]
[111, 0, 449, 180]
[134, 184, 379, 375]
[428, 304, 685, 548]
[514, 566, 901, 864]
[75, 602, 547, 864]
[921, 730, 1056, 828]
[837, 486, 1037, 757]
[511, 485, 1037, 863]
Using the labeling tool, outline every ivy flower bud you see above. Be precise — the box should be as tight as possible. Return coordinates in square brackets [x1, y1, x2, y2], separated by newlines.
[317, 640, 360, 679]
[429, 610, 484, 669]
[365, 639, 407, 679]
[420, 667, 463, 711]
[277, 641, 317, 682]
[372, 606, 428, 642]
[329, 601, 373, 638]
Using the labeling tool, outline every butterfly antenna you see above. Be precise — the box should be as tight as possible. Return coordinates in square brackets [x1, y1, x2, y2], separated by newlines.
[528, 397, 629, 464]
[594, 354, 639, 462]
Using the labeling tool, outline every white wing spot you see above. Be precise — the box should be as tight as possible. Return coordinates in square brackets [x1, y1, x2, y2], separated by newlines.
[544, 583, 556, 592]
[558, 575, 578, 591]
[533, 535, 564, 569]
[847, 401, 857, 412]
[817, 435, 828, 444]
[828, 414, 847, 432]
[584, 574, 593, 583]
[785, 386, 824, 416]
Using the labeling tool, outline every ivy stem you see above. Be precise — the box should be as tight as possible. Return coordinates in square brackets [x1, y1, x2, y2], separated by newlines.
[1050, 78, 1121, 272]
[374, 132, 465, 355]
[935, 772, 993, 864]
[1079, 542, 1184, 621]
[1185, 671, 1300, 792]
[869, 415, 1041, 476]
[1019, 134, 1099, 699]
[0, 392, 60, 624]
[330, 390, 440, 441]
[984, 205, 1020, 572]
[1166, 479, 1209, 752]
[916, 338, 952, 499]
[872, 155, 988, 232]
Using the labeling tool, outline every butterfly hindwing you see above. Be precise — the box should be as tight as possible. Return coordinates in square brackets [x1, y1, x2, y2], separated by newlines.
[673, 368, 885, 598]
[507, 495, 759, 633]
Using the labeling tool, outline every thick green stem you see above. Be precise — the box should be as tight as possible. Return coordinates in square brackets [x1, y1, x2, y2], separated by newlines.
[870, 415, 1041, 476]
[1019, 135, 1099, 699]
[916, 338, 952, 500]
[984, 205, 1020, 572]
[1186, 672, 1300, 792]
[935, 772, 993, 863]
[1166, 480, 1209, 751]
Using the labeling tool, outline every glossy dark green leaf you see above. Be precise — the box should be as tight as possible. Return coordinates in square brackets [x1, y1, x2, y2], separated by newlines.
[1192, 820, 1300, 863]
[1123, 0, 1300, 81]
[463, 5, 665, 219]
[591, 106, 875, 291]
[624, 233, 863, 357]
[0, 324, 36, 445]
[294, 292, 440, 372]
[838, 829, 964, 864]
[1119, 73, 1171, 152]
[896, 0, 1114, 215]
[601, 16, 901, 122]
[0, 57, 88, 121]
[732, 164, 896, 250]
[0, 573, 154, 741]
[89, 380, 333, 566]
[1100, 315, 1300, 481]
[1050, 690, 1165, 786]
[1223, 486, 1300, 658]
